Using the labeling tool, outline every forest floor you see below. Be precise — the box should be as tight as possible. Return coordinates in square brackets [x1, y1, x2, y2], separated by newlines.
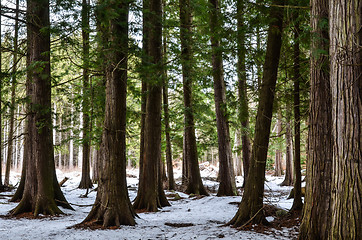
[0, 165, 300, 239]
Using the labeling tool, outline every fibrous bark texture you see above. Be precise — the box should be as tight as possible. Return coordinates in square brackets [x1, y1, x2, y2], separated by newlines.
[162, 17, 175, 190]
[237, 0, 251, 188]
[11, 0, 72, 216]
[0, 5, 2, 187]
[329, 0, 361, 238]
[81, 0, 136, 227]
[280, 105, 293, 186]
[133, 0, 171, 211]
[179, 0, 208, 195]
[291, 19, 303, 211]
[228, 0, 284, 227]
[209, 0, 236, 197]
[163, 65, 175, 190]
[79, 0, 93, 190]
[274, 115, 283, 177]
[4, 0, 19, 187]
[299, 0, 332, 238]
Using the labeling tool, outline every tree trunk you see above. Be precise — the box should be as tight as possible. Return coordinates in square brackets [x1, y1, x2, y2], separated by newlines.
[291, 19, 303, 211]
[329, 0, 361, 238]
[209, 0, 236, 197]
[78, 0, 93, 189]
[237, 0, 251, 188]
[280, 104, 293, 186]
[0, 4, 2, 187]
[137, 0, 149, 187]
[133, 0, 170, 211]
[163, 82, 175, 190]
[4, 0, 20, 186]
[92, 147, 99, 183]
[80, 0, 136, 228]
[228, 0, 284, 226]
[299, 0, 331, 237]
[233, 131, 243, 176]
[274, 115, 283, 177]
[11, 0, 72, 216]
[179, 0, 208, 196]
[161, 11, 175, 190]
[162, 56, 175, 190]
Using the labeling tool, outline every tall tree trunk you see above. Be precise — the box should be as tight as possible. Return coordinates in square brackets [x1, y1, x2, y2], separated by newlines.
[233, 131, 243, 176]
[280, 103, 293, 186]
[137, 0, 149, 187]
[0, 5, 3, 187]
[291, 19, 303, 211]
[209, 0, 236, 197]
[162, 36, 175, 190]
[80, 0, 136, 228]
[237, 0, 251, 188]
[79, 0, 93, 189]
[133, 0, 170, 211]
[299, 0, 331, 237]
[274, 114, 283, 177]
[4, 0, 20, 186]
[11, 0, 72, 216]
[228, 0, 285, 226]
[179, 0, 208, 196]
[329, 0, 361, 238]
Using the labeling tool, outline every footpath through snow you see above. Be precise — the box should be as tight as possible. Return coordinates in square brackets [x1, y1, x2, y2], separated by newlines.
[0, 168, 297, 240]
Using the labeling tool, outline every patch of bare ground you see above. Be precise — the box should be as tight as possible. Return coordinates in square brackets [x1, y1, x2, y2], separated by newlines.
[165, 222, 194, 227]
[0, 212, 63, 220]
[71, 220, 118, 230]
[0, 185, 15, 192]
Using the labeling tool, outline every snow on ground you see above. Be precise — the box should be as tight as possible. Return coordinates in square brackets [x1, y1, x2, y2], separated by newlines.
[0, 168, 295, 240]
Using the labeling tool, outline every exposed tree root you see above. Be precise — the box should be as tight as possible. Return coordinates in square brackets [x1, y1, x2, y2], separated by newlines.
[79, 198, 136, 229]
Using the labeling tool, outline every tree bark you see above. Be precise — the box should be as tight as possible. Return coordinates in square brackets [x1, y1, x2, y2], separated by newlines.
[237, 0, 251, 188]
[80, 0, 136, 227]
[78, 0, 93, 189]
[179, 0, 208, 196]
[133, 0, 170, 211]
[162, 43, 175, 190]
[0, 4, 2, 187]
[233, 131, 243, 176]
[137, 0, 149, 187]
[280, 104, 293, 186]
[209, 0, 236, 197]
[228, 0, 284, 226]
[4, 0, 20, 186]
[291, 19, 303, 211]
[329, 0, 361, 238]
[274, 115, 283, 177]
[299, 0, 332, 237]
[11, 0, 72, 216]
[161, 7, 174, 190]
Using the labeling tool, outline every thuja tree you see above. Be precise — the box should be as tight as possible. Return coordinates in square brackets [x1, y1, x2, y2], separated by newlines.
[80, 0, 136, 227]
[0, 4, 2, 188]
[329, 0, 361, 238]
[179, 0, 208, 195]
[4, 0, 20, 187]
[299, 0, 332, 238]
[236, 0, 251, 188]
[228, 0, 285, 226]
[78, 0, 93, 189]
[209, 0, 236, 197]
[11, 0, 73, 216]
[133, 0, 170, 211]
